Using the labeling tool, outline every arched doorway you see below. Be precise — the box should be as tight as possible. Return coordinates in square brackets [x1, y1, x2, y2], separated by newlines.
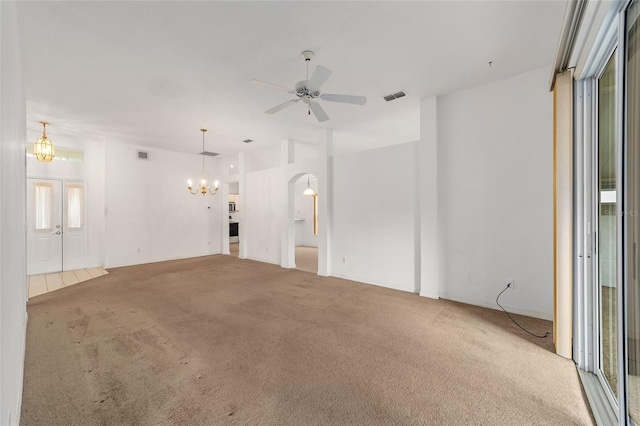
[292, 173, 318, 273]
[283, 171, 321, 273]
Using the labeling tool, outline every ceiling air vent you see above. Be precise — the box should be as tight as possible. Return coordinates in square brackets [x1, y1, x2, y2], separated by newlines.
[383, 91, 408, 102]
[243, 139, 254, 144]
[200, 151, 219, 157]
[137, 151, 149, 160]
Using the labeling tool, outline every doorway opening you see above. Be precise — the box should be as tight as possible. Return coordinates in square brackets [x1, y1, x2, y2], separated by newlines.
[293, 173, 318, 273]
[229, 181, 240, 257]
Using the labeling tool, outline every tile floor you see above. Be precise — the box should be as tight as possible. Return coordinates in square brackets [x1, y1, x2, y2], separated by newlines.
[28, 267, 109, 298]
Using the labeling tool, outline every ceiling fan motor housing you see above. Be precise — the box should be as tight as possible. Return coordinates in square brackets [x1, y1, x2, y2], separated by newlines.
[295, 80, 320, 98]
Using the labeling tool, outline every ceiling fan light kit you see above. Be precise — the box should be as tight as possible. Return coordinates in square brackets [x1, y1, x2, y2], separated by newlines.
[250, 50, 367, 122]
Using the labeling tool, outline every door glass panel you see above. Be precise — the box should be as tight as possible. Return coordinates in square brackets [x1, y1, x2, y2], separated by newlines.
[599, 50, 618, 398]
[34, 183, 53, 231]
[67, 184, 84, 229]
[627, 0, 640, 421]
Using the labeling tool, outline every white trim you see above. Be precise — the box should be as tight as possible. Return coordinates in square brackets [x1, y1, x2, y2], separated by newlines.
[330, 272, 416, 294]
[439, 293, 553, 322]
[13, 311, 28, 426]
[245, 255, 281, 266]
[104, 252, 222, 269]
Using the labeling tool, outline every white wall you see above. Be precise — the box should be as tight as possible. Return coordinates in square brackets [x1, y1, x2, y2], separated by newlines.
[0, 2, 28, 424]
[26, 138, 106, 268]
[243, 166, 282, 264]
[244, 144, 280, 173]
[294, 175, 318, 248]
[104, 142, 222, 267]
[331, 142, 418, 293]
[436, 66, 553, 319]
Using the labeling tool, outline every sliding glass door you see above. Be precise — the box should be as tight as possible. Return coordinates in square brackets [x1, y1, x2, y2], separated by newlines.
[598, 49, 619, 403]
[626, 1, 640, 422]
[575, 2, 640, 423]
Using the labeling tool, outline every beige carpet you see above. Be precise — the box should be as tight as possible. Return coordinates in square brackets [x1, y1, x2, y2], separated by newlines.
[21, 255, 594, 425]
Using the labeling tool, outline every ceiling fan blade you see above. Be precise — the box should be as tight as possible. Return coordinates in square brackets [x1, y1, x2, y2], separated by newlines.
[250, 79, 292, 93]
[308, 65, 333, 91]
[321, 94, 367, 105]
[265, 99, 300, 114]
[309, 102, 329, 122]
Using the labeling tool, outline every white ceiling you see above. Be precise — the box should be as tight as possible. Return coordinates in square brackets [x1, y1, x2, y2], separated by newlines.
[16, 1, 567, 157]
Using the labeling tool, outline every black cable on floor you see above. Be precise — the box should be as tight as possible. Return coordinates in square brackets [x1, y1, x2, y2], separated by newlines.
[496, 285, 550, 339]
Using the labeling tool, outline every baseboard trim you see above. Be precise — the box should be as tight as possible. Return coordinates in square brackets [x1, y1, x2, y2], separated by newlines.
[105, 252, 223, 269]
[439, 293, 553, 321]
[419, 290, 439, 299]
[330, 272, 415, 294]
[15, 311, 28, 426]
[244, 256, 281, 266]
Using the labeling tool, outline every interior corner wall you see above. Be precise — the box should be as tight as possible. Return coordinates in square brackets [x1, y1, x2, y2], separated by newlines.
[331, 142, 418, 293]
[104, 142, 221, 268]
[437, 66, 554, 320]
[243, 166, 282, 264]
[0, 2, 28, 425]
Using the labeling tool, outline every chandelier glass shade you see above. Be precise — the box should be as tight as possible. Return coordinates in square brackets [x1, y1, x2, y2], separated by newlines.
[187, 129, 219, 196]
[34, 121, 55, 162]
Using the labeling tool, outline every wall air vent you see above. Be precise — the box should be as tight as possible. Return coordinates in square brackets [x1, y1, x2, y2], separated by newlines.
[137, 151, 149, 160]
[383, 91, 408, 102]
[200, 151, 219, 157]
[243, 139, 254, 143]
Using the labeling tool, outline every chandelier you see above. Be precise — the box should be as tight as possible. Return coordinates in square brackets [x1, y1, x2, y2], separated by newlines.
[34, 121, 55, 162]
[187, 129, 219, 196]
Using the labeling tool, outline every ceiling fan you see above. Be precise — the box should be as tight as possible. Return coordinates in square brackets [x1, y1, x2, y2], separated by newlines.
[250, 50, 367, 122]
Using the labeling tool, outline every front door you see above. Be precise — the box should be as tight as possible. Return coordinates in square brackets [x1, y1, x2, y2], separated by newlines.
[27, 178, 63, 275]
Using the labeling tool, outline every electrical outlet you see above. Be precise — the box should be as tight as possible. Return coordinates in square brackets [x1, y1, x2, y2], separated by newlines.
[507, 279, 515, 289]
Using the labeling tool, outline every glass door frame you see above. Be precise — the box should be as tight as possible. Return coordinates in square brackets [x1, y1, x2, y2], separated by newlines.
[574, 1, 633, 424]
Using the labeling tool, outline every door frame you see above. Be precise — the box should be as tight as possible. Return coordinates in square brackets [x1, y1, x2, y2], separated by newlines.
[573, 2, 633, 424]
[26, 176, 88, 274]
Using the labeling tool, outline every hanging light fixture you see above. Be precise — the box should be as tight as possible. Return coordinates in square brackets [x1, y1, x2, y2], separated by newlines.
[33, 121, 55, 162]
[187, 129, 219, 196]
[303, 173, 316, 195]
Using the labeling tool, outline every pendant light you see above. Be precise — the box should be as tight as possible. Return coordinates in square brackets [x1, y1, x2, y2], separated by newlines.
[303, 173, 316, 195]
[187, 129, 219, 196]
[34, 121, 55, 162]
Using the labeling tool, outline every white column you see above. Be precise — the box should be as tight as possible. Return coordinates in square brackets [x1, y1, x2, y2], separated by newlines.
[317, 129, 333, 277]
[219, 157, 230, 255]
[419, 96, 441, 298]
[281, 139, 296, 268]
[238, 152, 248, 259]
[1, 2, 29, 424]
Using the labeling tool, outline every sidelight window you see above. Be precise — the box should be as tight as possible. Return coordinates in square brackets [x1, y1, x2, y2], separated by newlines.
[67, 184, 84, 229]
